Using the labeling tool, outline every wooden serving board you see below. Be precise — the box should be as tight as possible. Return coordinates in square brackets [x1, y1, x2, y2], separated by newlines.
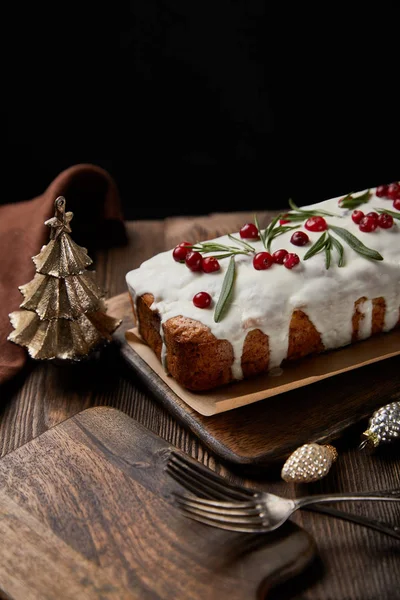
[108, 293, 400, 470]
[0, 407, 315, 600]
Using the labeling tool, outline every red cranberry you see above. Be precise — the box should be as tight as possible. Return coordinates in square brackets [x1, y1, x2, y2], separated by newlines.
[377, 213, 394, 229]
[193, 292, 211, 309]
[283, 253, 300, 269]
[172, 241, 192, 262]
[359, 216, 378, 232]
[366, 211, 379, 221]
[240, 223, 259, 239]
[272, 249, 288, 264]
[352, 210, 364, 224]
[393, 198, 400, 211]
[279, 214, 290, 225]
[388, 182, 400, 200]
[290, 231, 309, 246]
[376, 184, 389, 198]
[202, 256, 220, 273]
[185, 251, 203, 271]
[253, 251, 273, 270]
[305, 216, 328, 232]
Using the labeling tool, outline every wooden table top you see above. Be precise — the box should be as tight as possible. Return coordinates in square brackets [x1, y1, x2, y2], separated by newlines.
[1, 212, 399, 600]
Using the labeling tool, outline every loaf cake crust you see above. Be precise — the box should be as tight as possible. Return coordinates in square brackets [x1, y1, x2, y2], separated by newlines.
[126, 188, 400, 391]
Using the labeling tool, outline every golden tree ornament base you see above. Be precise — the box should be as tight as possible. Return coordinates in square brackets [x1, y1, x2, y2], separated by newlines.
[8, 196, 121, 362]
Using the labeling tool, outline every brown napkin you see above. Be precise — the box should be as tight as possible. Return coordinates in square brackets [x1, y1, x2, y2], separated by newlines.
[0, 163, 127, 385]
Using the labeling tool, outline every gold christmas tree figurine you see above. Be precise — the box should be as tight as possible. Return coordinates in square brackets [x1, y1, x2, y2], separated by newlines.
[8, 196, 121, 361]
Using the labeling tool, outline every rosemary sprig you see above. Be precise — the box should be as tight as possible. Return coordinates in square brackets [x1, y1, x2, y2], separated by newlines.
[288, 198, 338, 218]
[253, 213, 264, 244]
[266, 224, 300, 251]
[227, 234, 256, 251]
[374, 208, 400, 221]
[324, 236, 332, 269]
[338, 189, 372, 209]
[191, 240, 255, 259]
[303, 232, 346, 269]
[303, 231, 328, 261]
[257, 213, 300, 251]
[280, 200, 339, 223]
[214, 256, 236, 323]
[253, 213, 279, 249]
[329, 234, 345, 267]
[329, 225, 383, 261]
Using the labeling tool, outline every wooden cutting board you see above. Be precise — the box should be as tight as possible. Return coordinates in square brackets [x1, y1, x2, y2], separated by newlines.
[108, 292, 400, 471]
[0, 406, 315, 600]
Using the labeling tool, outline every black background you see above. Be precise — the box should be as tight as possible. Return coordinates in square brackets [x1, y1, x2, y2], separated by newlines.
[3, 2, 399, 220]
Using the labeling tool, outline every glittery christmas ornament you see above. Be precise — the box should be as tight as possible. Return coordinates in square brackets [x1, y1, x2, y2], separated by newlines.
[8, 196, 121, 361]
[281, 443, 338, 483]
[359, 401, 400, 450]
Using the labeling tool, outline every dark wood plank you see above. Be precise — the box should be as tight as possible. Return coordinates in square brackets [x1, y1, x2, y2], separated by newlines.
[0, 407, 316, 600]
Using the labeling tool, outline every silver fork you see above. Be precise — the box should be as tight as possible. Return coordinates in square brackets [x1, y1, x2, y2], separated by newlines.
[166, 451, 400, 539]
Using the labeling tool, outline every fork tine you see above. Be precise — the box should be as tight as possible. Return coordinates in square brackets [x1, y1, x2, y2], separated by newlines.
[175, 505, 265, 526]
[167, 457, 233, 500]
[170, 452, 255, 499]
[167, 462, 257, 509]
[174, 508, 266, 533]
[173, 497, 267, 526]
[166, 461, 216, 499]
[173, 492, 260, 514]
[167, 451, 255, 501]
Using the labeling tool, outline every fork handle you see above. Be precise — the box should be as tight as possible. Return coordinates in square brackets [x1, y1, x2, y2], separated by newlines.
[304, 504, 400, 540]
[295, 491, 400, 509]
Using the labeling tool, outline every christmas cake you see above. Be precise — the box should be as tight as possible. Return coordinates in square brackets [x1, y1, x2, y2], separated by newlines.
[126, 184, 400, 391]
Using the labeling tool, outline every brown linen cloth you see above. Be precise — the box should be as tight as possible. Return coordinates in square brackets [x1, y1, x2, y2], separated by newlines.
[0, 163, 127, 385]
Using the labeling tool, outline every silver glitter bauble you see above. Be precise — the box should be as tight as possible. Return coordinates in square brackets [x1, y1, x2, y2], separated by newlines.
[281, 443, 338, 483]
[359, 401, 400, 450]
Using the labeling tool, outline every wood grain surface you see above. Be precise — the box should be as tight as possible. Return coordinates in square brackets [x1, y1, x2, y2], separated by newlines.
[1, 213, 399, 600]
[0, 406, 316, 600]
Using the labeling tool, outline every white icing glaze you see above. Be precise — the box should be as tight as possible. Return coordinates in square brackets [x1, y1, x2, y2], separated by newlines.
[358, 298, 373, 340]
[126, 188, 400, 381]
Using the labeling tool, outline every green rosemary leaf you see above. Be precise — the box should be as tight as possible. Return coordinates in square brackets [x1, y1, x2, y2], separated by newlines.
[267, 213, 282, 234]
[275, 213, 307, 223]
[339, 193, 353, 206]
[288, 198, 300, 212]
[253, 214, 264, 246]
[193, 242, 230, 252]
[374, 208, 400, 221]
[287, 198, 337, 217]
[264, 224, 300, 251]
[271, 225, 301, 234]
[228, 234, 255, 251]
[339, 189, 371, 209]
[193, 240, 253, 258]
[208, 252, 241, 260]
[328, 234, 345, 267]
[329, 225, 383, 261]
[324, 237, 332, 269]
[262, 213, 281, 246]
[214, 256, 236, 323]
[303, 232, 328, 260]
